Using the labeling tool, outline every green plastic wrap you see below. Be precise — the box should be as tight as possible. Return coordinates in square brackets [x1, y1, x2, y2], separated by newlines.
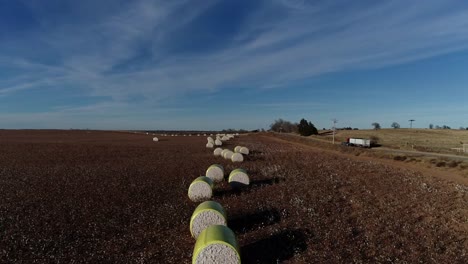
[189, 176, 214, 189]
[228, 168, 248, 182]
[189, 201, 227, 238]
[192, 225, 240, 264]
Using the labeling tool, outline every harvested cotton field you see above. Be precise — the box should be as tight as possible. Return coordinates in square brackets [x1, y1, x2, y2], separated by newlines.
[0, 130, 467, 263]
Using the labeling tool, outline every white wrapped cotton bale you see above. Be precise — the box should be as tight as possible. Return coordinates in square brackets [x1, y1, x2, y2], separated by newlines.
[213, 148, 223, 156]
[206, 142, 214, 148]
[215, 139, 222, 146]
[240, 147, 249, 155]
[234, 146, 241, 153]
[207, 137, 214, 143]
[223, 150, 234, 160]
[228, 168, 249, 188]
[231, 153, 243, 163]
[221, 136, 229, 141]
[190, 201, 227, 239]
[153, 137, 159, 142]
[188, 177, 214, 202]
[206, 164, 224, 182]
[193, 225, 240, 264]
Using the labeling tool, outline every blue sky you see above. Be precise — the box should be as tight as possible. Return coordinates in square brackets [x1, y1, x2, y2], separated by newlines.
[1, 0, 468, 130]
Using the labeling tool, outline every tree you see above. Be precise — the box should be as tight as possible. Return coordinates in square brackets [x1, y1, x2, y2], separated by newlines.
[270, 119, 298, 133]
[297, 118, 318, 136]
[391, 122, 400, 129]
[371, 122, 381, 130]
[429, 124, 434, 129]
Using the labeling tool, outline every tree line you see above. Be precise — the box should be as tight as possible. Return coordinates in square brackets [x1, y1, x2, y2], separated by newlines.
[270, 118, 318, 136]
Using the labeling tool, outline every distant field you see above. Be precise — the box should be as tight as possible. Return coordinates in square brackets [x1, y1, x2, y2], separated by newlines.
[318, 128, 468, 154]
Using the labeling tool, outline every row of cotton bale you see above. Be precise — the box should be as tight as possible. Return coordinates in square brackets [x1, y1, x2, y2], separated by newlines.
[188, 165, 251, 201]
[187, 164, 247, 263]
[206, 133, 239, 148]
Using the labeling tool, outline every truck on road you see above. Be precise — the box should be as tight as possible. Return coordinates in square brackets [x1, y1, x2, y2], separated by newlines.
[342, 138, 372, 148]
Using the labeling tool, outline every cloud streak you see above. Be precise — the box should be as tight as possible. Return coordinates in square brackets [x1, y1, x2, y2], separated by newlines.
[1, 0, 468, 128]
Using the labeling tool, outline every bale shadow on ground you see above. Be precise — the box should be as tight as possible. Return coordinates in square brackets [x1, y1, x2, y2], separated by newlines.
[213, 177, 285, 198]
[228, 208, 281, 234]
[241, 229, 308, 264]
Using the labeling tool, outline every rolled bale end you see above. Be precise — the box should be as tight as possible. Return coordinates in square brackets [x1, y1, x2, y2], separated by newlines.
[229, 168, 250, 189]
[213, 148, 223, 156]
[193, 225, 240, 264]
[153, 137, 159, 142]
[188, 177, 214, 202]
[206, 142, 214, 148]
[240, 147, 250, 155]
[215, 139, 223, 146]
[231, 153, 244, 163]
[206, 164, 224, 182]
[234, 146, 241, 153]
[190, 201, 227, 239]
[223, 150, 234, 160]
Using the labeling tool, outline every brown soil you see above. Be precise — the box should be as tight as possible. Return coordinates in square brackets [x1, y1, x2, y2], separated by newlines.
[0, 130, 467, 263]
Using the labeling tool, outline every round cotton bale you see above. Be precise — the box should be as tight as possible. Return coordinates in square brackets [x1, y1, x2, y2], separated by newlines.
[213, 148, 223, 156]
[153, 137, 159, 142]
[207, 137, 214, 143]
[223, 150, 234, 160]
[193, 225, 240, 264]
[188, 177, 214, 202]
[231, 153, 243, 163]
[234, 146, 241, 153]
[190, 201, 227, 239]
[215, 139, 222, 146]
[206, 142, 214, 148]
[239, 147, 249, 155]
[228, 168, 249, 189]
[206, 164, 224, 182]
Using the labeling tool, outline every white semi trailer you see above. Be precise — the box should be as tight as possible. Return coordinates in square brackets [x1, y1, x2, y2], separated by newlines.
[343, 138, 372, 148]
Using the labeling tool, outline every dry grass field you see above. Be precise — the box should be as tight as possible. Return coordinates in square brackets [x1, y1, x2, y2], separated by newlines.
[1, 130, 467, 263]
[319, 128, 468, 154]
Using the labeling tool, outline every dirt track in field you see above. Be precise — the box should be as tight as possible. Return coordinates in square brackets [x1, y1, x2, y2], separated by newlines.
[0, 130, 467, 263]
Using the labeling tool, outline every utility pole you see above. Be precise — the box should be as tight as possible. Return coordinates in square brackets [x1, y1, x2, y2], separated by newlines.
[408, 119, 415, 149]
[332, 119, 338, 144]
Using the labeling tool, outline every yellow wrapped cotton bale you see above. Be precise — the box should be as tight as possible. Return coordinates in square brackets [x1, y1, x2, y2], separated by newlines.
[228, 168, 249, 189]
[188, 177, 214, 202]
[190, 201, 227, 239]
[223, 150, 234, 160]
[192, 225, 240, 264]
[205, 164, 224, 182]
[231, 153, 243, 163]
[213, 148, 223, 156]
[239, 147, 249, 155]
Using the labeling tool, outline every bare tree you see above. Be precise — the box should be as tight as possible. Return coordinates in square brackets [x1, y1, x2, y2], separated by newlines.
[371, 122, 381, 130]
[391, 122, 400, 129]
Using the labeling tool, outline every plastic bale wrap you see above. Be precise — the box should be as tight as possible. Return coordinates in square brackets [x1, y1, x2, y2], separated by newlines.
[153, 137, 159, 142]
[207, 137, 214, 143]
[206, 142, 214, 148]
[215, 139, 223, 146]
[206, 164, 224, 182]
[239, 147, 249, 155]
[192, 225, 240, 264]
[188, 176, 214, 202]
[231, 153, 243, 163]
[228, 168, 250, 189]
[190, 201, 227, 239]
